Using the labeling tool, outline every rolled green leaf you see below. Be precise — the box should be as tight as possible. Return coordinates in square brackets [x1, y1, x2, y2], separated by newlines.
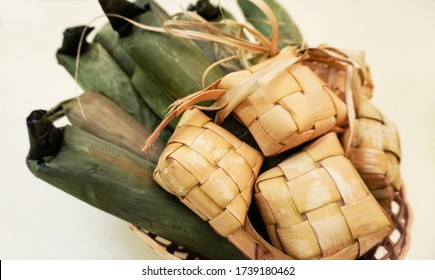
[54, 91, 164, 163]
[93, 24, 136, 77]
[131, 67, 179, 128]
[56, 27, 171, 141]
[93, 0, 170, 76]
[26, 125, 247, 260]
[181, 3, 243, 73]
[237, 0, 304, 48]
[92, 24, 178, 128]
[99, 0, 226, 99]
[56, 41, 150, 127]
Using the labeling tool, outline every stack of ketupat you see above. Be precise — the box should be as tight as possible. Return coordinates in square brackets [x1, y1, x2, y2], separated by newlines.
[26, 0, 410, 260]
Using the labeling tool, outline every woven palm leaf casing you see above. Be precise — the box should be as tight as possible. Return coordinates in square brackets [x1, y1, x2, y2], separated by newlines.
[304, 48, 374, 101]
[254, 132, 392, 259]
[341, 95, 402, 213]
[153, 108, 263, 237]
[216, 47, 348, 157]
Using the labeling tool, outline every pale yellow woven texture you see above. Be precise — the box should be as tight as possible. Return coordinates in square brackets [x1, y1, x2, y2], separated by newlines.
[302, 48, 401, 212]
[217, 48, 348, 157]
[153, 108, 263, 237]
[342, 95, 402, 212]
[304, 48, 374, 101]
[255, 133, 392, 259]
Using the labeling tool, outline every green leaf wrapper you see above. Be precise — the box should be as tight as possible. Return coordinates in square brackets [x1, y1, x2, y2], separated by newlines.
[26, 125, 247, 260]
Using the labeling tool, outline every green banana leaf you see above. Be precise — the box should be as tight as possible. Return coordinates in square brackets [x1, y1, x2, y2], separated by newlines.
[99, 0, 226, 99]
[237, 0, 304, 48]
[26, 124, 247, 260]
[93, 24, 137, 77]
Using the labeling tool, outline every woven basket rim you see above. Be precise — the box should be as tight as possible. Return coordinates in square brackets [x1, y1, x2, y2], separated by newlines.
[396, 185, 413, 259]
[130, 185, 412, 260]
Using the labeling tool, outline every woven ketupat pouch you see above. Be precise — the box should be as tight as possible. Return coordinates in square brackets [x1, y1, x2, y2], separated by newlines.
[254, 132, 392, 259]
[304, 47, 374, 100]
[342, 95, 402, 213]
[153, 107, 263, 237]
[216, 47, 348, 156]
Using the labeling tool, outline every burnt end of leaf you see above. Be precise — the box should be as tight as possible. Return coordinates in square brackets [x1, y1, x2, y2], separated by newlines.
[57, 26, 95, 56]
[98, 0, 148, 37]
[26, 110, 63, 160]
[188, 0, 220, 20]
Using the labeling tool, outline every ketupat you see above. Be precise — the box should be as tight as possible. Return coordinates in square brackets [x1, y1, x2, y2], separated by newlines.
[254, 133, 392, 259]
[342, 95, 402, 214]
[26, 117, 247, 260]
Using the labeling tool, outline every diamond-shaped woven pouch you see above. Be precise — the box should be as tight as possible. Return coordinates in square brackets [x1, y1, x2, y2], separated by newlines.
[254, 132, 392, 259]
[153, 107, 264, 236]
[342, 95, 402, 213]
[215, 47, 348, 156]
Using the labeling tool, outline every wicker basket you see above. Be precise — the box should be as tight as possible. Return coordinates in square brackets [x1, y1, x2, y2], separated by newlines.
[360, 185, 412, 260]
[130, 184, 411, 260]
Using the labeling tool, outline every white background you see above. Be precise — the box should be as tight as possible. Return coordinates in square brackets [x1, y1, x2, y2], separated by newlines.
[1, 0, 434, 259]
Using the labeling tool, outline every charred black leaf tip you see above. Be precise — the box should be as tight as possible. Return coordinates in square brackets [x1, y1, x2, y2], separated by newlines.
[141, 2, 151, 11]
[188, 0, 220, 20]
[26, 110, 63, 160]
[26, 110, 46, 137]
[27, 110, 46, 129]
[57, 26, 95, 56]
[98, 0, 148, 38]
